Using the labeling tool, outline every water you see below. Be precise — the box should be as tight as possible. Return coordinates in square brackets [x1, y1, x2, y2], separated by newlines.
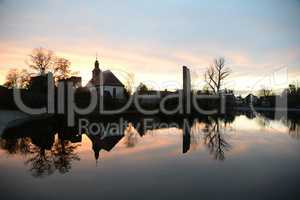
[0, 112, 300, 200]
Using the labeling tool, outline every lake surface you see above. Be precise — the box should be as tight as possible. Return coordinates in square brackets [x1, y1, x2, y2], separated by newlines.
[0, 112, 300, 200]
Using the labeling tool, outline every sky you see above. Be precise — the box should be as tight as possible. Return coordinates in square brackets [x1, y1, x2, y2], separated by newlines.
[0, 0, 300, 94]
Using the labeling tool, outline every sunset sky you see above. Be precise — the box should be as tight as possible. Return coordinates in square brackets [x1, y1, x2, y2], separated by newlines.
[0, 0, 299, 94]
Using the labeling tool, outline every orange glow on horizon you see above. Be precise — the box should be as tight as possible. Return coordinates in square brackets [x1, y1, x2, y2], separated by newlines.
[0, 43, 298, 92]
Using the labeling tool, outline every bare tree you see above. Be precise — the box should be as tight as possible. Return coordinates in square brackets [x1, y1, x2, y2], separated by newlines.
[125, 72, 135, 95]
[27, 47, 78, 83]
[204, 57, 231, 94]
[4, 69, 18, 88]
[53, 57, 73, 81]
[4, 68, 30, 89]
[27, 47, 54, 75]
[258, 86, 273, 97]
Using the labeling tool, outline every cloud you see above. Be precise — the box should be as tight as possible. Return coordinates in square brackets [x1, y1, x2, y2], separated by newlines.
[0, 0, 299, 90]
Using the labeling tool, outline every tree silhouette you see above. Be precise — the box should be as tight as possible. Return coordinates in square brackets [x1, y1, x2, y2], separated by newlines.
[53, 57, 79, 81]
[287, 84, 299, 96]
[27, 47, 54, 75]
[258, 86, 273, 97]
[124, 72, 135, 96]
[26, 47, 78, 84]
[4, 68, 30, 89]
[204, 57, 231, 94]
[137, 83, 149, 94]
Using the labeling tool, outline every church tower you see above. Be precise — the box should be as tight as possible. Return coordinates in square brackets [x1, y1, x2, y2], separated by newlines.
[93, 58, 101, 78]
[91, 57, 102, 87]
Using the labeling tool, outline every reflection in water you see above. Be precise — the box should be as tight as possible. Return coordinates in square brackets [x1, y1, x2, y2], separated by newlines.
[183, 118, 232, 160]
[0, 111, 299, 178]
[0, 137, 32, 155]
[51, 136, 80, 174]
[25, 144, 55, 177]
[1, 112, 300, 200]
[202, 119, 231, 161]
[182, 120, 191, 154]
[123, 123, 139, 148]
[87, 133, 123, 163]
[0, 118, 82, 177]
[255, 115, 271, 128]
[0, 134, 81, 178]
[287, 119, 300, 139]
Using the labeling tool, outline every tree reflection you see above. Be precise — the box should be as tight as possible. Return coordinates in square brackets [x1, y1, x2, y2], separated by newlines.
[0, 138, 20, 154]
[0, 138, 33, 155]
[203, 119, 231, 161]
[257, 111, 300, 140]
[51, 137, 80, 174]
[24, 135, 80, 177]
[19, 138, 34, 155]
[288, 119, 300, 139]
[0, 132, 80, 178]
[255, 115, 271, 128]
[25, 147, 54, 178]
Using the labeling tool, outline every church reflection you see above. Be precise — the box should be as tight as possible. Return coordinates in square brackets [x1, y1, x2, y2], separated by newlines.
[88, 134, 123, 162]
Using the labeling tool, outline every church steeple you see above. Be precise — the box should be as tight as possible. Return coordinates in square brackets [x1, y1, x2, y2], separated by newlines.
[93, 57, 101, 77]
[94, 59, 99, 69]
[95, 53, 99, 68]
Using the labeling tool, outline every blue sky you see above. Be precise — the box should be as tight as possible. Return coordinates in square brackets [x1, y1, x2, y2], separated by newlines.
[0, 0, 300, 92]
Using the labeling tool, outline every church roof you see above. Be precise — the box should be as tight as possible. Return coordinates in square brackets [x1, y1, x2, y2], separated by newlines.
[87, 70, 124, 87]
[102, 70, 124, 87]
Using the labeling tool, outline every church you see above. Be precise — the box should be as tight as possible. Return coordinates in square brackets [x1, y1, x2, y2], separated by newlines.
[86, 58, 125, 99]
